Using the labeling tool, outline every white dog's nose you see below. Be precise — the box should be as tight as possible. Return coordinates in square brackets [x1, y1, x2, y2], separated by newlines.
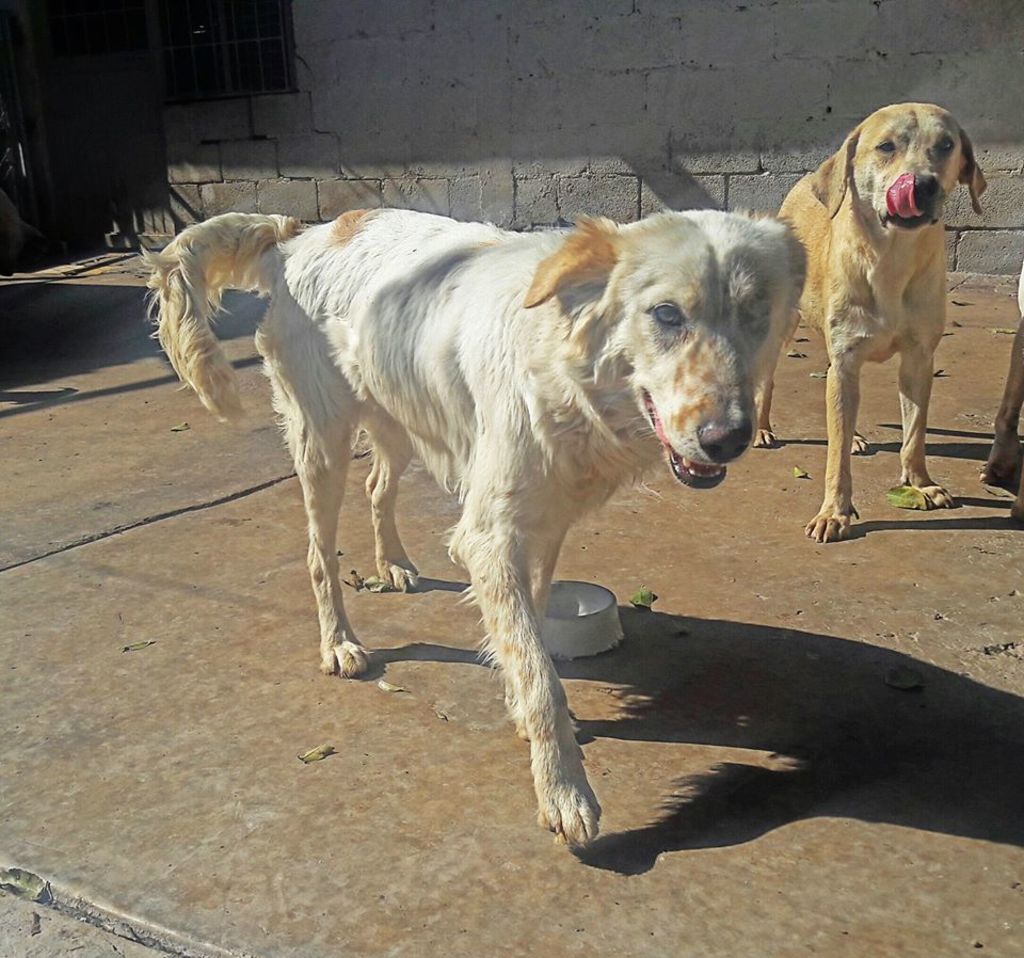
[698, 418, 753, 463]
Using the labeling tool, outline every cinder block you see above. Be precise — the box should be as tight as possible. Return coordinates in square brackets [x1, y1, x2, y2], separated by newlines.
[945, 229, 958, 272]
[957, 230, 1024, 275]
[169, 184, 202, 228]
[641, 175, 726, 216]
[252, 93, 314, 138]
[772, 1, 883, 61]
[760, 146, 831, 175]
[671, 145, 760, 175]
[973, 145, 1024, 174]
[450, 175, 483, 223]
[944, 174, 1024, 230]
[168, 143, 221, 184]
[200, 181, 257, 215]
[317, 179, 383, 220]
[558, 174, 639, 223]
[513, 177, 558, 229]
[258, 179, 319, 221]
[728, 173, 804, 213]
[383, 178, 450, 215]
[189, 98, 251, 142]
[279, 134, 339, 178]
[221, 139, 278, 181]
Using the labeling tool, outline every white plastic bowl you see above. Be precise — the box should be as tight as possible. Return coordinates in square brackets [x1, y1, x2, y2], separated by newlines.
[541, 581, 624, 660]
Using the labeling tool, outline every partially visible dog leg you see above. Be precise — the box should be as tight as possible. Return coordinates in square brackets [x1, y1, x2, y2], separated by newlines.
[806, 351, 863, 542]
[453, 506, 599, 846]
[505, 529, 569, 743]
[982, 316, 1024, 523]
[754, 374, 780, 448]
[898, 345, 955, 509]
[364, 414, 419, 591]
[263, 327, 367, 677]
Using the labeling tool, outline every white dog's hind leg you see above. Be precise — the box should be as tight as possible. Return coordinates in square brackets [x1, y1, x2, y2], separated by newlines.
[364, 415, 419, 591]
[454, 507, 600, 846]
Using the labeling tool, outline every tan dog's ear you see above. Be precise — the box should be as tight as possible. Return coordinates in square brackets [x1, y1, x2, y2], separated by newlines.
[809, 125, 861, 220]
[524, 217, 620, 308]
[958, 129, 987, 215]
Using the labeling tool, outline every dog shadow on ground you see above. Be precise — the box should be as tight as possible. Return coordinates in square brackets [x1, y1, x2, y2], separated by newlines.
[379, 604, 1024, 876]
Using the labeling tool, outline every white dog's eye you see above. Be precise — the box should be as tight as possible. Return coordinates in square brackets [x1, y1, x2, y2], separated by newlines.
[936, 136, 954, 153]
[876, 141, 896, 154]
[650, 302, 685, 328]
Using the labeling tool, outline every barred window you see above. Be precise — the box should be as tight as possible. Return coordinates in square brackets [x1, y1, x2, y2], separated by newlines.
[160, 0, 294, 101]
[49, 0, 148, 57]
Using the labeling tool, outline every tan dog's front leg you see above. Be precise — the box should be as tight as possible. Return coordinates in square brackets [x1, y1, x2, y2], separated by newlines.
[898, 345, 955, 509]
[455, 512, 599, 846]
[806, 353, 862, 542]
[754, 375, 779, 448]
[982, 316, 1024, 522]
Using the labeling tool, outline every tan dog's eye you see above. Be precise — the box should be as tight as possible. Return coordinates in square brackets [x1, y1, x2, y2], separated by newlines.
[876, 141, 896, 154]
[650, 302, 685, 328]
[935, 136, 954, 153]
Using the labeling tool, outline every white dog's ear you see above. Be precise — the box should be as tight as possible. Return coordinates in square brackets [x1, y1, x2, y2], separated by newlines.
[809, 125, 861, 220]
[958, 128, 987, 215]
[523, 217, 620, 308]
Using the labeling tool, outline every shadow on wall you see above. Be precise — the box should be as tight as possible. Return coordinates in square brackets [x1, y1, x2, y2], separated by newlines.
[291, 0, 1024, 213]
[377, 604, 1024, 876]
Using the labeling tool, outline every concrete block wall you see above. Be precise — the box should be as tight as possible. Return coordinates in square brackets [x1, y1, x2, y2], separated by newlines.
[161, 0, 1024, 274]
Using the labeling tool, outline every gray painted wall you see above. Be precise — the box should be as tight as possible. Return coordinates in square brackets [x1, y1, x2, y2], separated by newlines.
[159, 0, 1024, 274]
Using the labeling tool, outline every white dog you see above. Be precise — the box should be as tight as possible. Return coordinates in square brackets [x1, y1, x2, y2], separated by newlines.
[146, 207, 804, 845]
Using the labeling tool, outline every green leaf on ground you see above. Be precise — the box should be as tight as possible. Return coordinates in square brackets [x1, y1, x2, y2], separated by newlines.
[297, 744, 336, 764]
[884, 666, 924, 690]
[992, 327, 1018, 335]
[0, 868, 52, 904]
[809, 371, 828, 379]
[793, 466, 810, 479]
[629, 586, 657, 609]
[170, 422, 190, 432]
[886, 486, 929, 510]
[122, 640, 156, 653]
[786, 349, 807, 359]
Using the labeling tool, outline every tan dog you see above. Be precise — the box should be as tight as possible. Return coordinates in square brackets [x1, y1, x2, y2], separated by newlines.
[756, 102, 987, 542]
[981, 260, 1024, 522]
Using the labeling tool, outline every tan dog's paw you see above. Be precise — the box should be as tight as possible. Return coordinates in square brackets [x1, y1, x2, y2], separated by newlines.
[753, 428, 779, 449]
[378, 558, 419, 592]
[851, 433, 870, 455]
[536, 772, 601, 848]
[804, 506, 857, 543]
[333, 640, 369, 678]
[914, 484, 956, 509]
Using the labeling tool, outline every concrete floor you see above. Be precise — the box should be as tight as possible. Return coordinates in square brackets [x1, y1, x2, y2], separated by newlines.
[1, 257, 1023, 958]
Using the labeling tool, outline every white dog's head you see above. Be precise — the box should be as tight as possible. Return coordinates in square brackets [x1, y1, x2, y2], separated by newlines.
[524, 210, 805, 488]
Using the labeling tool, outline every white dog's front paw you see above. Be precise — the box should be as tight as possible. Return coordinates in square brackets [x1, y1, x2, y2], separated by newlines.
[535, 765, 601, 847]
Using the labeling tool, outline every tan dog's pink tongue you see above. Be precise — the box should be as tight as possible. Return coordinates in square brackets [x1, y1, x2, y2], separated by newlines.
[886, 173, 921, 218]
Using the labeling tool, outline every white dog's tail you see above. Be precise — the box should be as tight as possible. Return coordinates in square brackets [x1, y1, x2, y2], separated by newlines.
[144, 212, 302, 420]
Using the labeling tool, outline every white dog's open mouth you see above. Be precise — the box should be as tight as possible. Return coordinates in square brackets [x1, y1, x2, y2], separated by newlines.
[642, 390, 726, 489]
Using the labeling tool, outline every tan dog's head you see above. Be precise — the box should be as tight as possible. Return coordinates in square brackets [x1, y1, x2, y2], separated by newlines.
[525, 211, 805, 488]
[811, 102, 986, 231]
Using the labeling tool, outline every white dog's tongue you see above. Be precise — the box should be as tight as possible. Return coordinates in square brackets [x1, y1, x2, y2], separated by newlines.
[886, 172, 921, 219]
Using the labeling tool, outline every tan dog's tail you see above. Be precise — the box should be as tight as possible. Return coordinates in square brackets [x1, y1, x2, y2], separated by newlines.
[144, 213, 301, 420]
